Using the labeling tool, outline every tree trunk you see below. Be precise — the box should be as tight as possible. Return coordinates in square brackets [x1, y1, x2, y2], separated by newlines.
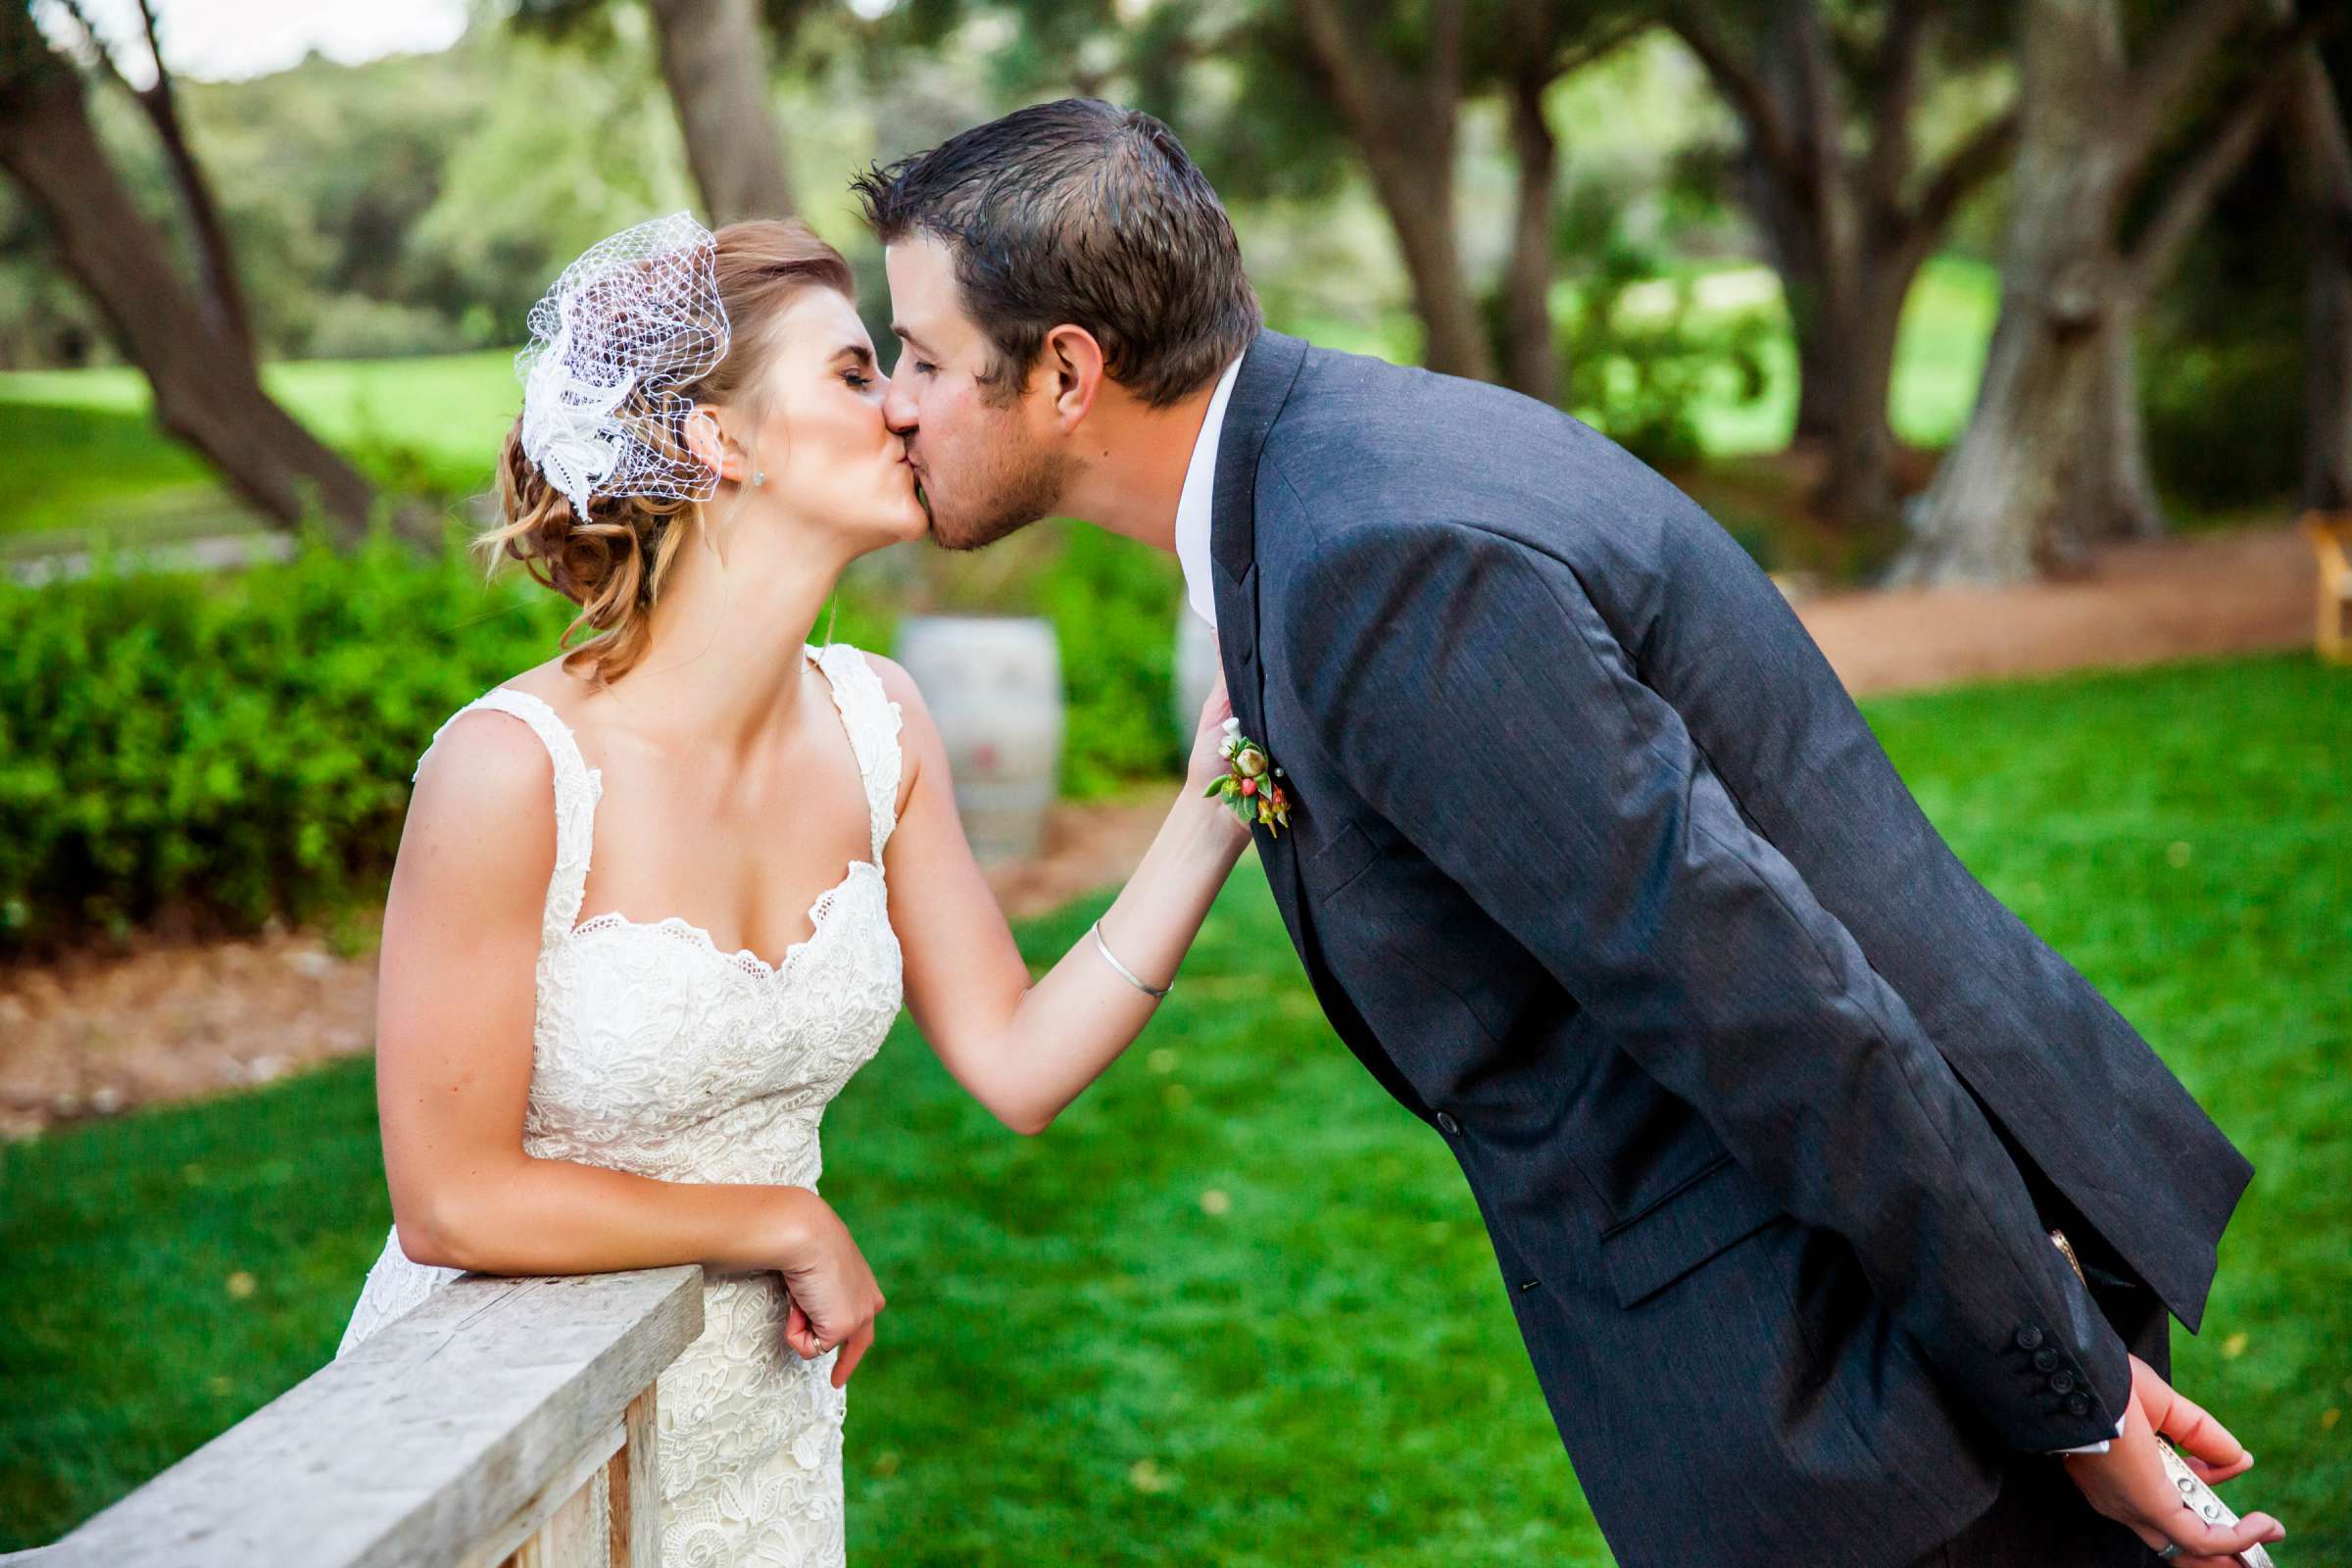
[1820, 260, 1916, 535]
[1742, 5, 1844, 446]
[2285, 46, 2352, 510]
[1369, 143, 1492, 380]
[1674, 2, 1957, 536]
[645, 0, 796, 224]
[125, 0, 251, 357]
[1894, 0, 2129, 584]
[1896, 0, 2280, 584]
[2085, 318, 2164, 546]
[1754, 171, 1840, 446]
[1501, 61, 1559, 402]
[0, 34, 380, 548]
[1293, 0, 1494, 382]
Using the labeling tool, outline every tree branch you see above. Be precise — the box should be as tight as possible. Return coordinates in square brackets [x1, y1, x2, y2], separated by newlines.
[2121, 50, 2299, 305]
[1429, 0, 1468, 113]
[55, 0, 252, 356]
[1542, 11, 1653, 87]
[1904, 101, 2019, 241]
[2284, 41, 2352, 213]
[1292, 0, 1404, 138]
[1861, 0, 1934, 221]
[2116, 0, 2271, 180]
[1663, 5, 1807, 187]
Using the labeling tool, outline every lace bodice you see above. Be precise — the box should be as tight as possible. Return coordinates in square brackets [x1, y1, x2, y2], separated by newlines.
[337, 642, 906, 1566]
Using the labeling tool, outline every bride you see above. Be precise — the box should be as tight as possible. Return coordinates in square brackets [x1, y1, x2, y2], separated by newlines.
[336, 213, 1250, 1564]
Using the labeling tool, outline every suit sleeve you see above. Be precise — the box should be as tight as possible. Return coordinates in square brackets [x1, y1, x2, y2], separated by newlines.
[1280, 516, 2132, 1453]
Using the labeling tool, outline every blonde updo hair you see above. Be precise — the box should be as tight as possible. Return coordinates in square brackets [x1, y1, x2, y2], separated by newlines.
[481, 219, 858, 686]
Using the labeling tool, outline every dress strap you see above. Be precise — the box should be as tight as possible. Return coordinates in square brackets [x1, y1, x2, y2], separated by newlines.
[809, 644, 905, 863]
[415, 687, 603, 942]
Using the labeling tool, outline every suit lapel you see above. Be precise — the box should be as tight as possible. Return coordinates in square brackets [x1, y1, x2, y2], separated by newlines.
[1209, 329, 1313, 963]
[1204, 331, 1434, 1120]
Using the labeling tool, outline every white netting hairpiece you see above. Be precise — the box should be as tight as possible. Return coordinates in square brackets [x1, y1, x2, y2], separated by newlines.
[516, 212, 731, 517]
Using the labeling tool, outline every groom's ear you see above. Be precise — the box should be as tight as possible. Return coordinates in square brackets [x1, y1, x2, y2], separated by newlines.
[1039, 323, 1105, 431]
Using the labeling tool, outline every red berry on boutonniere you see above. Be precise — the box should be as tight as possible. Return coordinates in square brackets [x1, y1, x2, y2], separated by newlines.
[1205, 717, 1295, 835]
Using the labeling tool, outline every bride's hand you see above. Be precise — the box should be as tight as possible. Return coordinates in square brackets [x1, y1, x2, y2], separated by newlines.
[1183, 668, 1248, 811]
[769, 1189, 885, 1388]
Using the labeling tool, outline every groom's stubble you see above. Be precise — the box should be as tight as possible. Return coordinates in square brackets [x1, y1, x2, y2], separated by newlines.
[911, 402, 1076, 554]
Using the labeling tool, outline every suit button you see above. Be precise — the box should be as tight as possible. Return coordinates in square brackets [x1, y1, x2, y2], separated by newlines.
[2049, 1370, 2076, 1396]
[2034, 1348, 2059, 1373]
[2016, 1326, 2043, 1351]
[1436, 1111, 1461, 1136]
[2067, 1394, 2091, 1418]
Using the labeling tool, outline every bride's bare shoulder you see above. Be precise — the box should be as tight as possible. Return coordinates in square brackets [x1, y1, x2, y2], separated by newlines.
[404, 668, 572, 863]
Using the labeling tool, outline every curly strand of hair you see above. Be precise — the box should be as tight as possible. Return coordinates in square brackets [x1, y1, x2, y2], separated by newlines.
[482, 419, 693, 687]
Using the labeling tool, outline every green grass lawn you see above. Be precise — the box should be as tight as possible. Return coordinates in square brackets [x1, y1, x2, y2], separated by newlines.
[0, 351, 518, 539]
[2, 653, 2345, 1562]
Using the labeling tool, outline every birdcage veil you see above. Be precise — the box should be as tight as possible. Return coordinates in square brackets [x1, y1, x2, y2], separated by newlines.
[515, 212, 731, 517]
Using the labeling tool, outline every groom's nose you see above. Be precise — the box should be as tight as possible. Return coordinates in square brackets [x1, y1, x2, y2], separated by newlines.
[882, 376, 919, 437]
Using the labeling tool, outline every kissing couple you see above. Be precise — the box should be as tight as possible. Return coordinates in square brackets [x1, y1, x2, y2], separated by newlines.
[340, 98, 2278, 1568]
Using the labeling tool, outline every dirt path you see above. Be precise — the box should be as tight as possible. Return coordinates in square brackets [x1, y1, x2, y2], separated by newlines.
[1792, 525, 2315, 695]
[1, 525, 2321, 1141]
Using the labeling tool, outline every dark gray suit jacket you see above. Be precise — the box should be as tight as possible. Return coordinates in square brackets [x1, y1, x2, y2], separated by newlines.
[1206, 328, 2251, 1568]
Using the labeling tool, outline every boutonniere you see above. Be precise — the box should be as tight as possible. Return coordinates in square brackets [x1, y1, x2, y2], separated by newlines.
[1205, 717, 1295, 835]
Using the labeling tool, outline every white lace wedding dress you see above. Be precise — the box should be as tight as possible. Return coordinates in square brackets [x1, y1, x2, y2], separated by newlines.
[337, 642, 905, 1568]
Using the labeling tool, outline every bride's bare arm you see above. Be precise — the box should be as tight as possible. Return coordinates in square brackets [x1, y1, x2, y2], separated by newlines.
[373, 712, 883, 1376]
[876, 655, 1252, 1135]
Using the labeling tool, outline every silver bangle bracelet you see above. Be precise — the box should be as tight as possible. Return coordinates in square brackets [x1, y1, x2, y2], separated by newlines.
[1090, 918, 1171, 1000]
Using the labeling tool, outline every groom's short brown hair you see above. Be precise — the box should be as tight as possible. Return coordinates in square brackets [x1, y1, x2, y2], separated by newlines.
[851, 98, 1261, 409]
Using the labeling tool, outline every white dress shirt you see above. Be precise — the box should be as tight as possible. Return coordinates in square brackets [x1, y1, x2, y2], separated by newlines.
[2054, 1414, 2126, 1456]
[1174, 355, 1246, 631]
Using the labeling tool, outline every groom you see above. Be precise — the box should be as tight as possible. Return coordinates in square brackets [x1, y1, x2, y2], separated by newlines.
[853, 100, 2278, 1567]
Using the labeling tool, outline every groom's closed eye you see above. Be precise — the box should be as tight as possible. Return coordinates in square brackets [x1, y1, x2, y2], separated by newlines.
[889, 326, 941, 379]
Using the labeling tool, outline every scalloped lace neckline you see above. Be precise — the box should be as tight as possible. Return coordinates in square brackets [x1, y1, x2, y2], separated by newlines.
[549, 643, 889, 985]
[568, 858, 878, 984]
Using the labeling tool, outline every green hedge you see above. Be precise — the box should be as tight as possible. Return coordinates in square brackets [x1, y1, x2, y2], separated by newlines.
[0, 527, 1183, 951]
[1, 531, 562, 947]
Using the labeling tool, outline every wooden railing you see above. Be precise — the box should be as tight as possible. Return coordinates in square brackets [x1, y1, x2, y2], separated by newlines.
[9, 1265, 702, 1567]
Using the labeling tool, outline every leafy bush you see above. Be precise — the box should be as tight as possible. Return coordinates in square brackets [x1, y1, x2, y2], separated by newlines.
[1034, 526, 1186, 796]
[1555, 242, 1775, 466]
[2141, 336, 2304, 512]
[0, 529, 568, 949]
[0, 524, 1183, 950]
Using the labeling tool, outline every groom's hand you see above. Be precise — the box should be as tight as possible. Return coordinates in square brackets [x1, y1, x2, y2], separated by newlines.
[2062, 1355, 2281, 1565]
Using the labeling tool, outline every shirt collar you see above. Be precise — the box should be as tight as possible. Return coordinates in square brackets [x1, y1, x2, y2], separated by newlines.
[1174, 354, 1246, 631]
